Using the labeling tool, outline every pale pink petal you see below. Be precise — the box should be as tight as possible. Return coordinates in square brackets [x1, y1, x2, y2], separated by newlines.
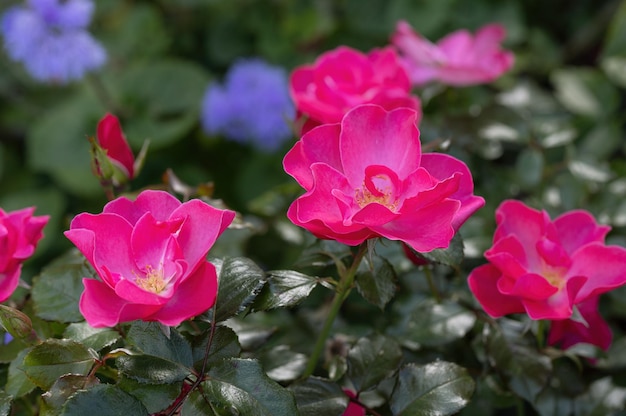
[437, 30, 473, 63]
[568, 244, 626, 301]
[554, 210, 610, 255]
[468, 264, 525, 317]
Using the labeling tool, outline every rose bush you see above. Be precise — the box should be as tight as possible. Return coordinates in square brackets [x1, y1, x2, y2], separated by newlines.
[468, 200, 626, 323]
[64, 189, 235, 327]
[391, 21, 514, 86]
[290, 45, 421, 133]
[0, 207, 48, 302]
[283, 104, 484, 252]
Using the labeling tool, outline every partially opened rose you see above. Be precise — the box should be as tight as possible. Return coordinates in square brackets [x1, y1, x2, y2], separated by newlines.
[391, 21, 514, 86]
[547, 296, 612, 351]
[283, 104, 484, 253]
[468, 200, 626, 321]
[0, 207, 49, 302]
[92, 113, 136, 185]
[64, 190, 235, 327]
[290, 46, 421, 133]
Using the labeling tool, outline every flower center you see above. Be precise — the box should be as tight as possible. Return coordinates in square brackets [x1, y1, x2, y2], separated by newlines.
[354, 166, 400, 211]
[136, 265, 167, 294]
[541, 265, 567, 290]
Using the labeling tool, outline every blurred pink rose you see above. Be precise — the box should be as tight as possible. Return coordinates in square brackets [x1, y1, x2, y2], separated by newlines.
[468, 200, 626, 320]
[283, 104, 484, 252]
[65, 190, 235, 327]
[95, 113, 135, 181]
[290, 46, 421, 133]
[547, 296, 612, 351]
[342, 390, 365, 416]
[391, 21, 514, 86]
[0, 207, 49, 302]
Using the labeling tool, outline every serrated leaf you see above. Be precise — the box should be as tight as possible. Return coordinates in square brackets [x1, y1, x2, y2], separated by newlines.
[191, 325, 241, 370]
[5, 347, 36, 397]
[390, 362, 475, 416]
[211, 257, 266, 323]
[355, 255, 397, 310]
[259, 345, 307, 382]
[253, 270, 318, 311]
[41, 375, 99, 415]
[390, 299, 476, 348]
[0, 305, 35, 343]
[126, 322, 193, 367]
[203, 358, 298, 416]
[22, 339, 97, 390]
[413, 233, 464, 267]
[31, 259, 91, 323]
[289, 377, 348, 416]
[118, 377, 181, 414]
[63, 322, 121, 351]
[61, 384, 148, 416]
[346, 334, 402, 392]
[115, 355, 190, 384]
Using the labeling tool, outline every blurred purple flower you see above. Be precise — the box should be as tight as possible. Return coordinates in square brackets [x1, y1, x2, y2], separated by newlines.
[201, 58, 295, 152]
[1, 0, 106, 84]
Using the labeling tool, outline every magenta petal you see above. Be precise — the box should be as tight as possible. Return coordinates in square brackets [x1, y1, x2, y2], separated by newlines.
[350, 203, 398, 227]
[340, 105, 421, 186]
[508, 273, 558, 300]
[0, 266, 21, 302]
[146, 261, 218, 326]
[521, 275, 585, 320]
[97, 113, 135, 178]
[468, 264, 525, 317]
[554, 210, 610, 255]
[568, 244, 626, 301]
[105, 190, 181, 224]
[131, 213, 185, 269]
[547, 296, 612, 351]
[114, 278, 171, 305]
[485, 235, 529, 278]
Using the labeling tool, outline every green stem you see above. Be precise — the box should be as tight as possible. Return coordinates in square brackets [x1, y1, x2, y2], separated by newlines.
[536, 319, 546, 350]
[423, 266, 442, 303]
[302, 244, 368, 378]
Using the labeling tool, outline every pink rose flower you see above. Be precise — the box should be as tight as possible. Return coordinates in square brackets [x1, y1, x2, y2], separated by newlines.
[468, 200, 626, 321]
[391, 21, 514, 86]
[342, 390, 365, 416]
[283, 104, 484, 252]
[95, 113, 135, 181]
[547, 296, 612, 351]
[0, 207, 49, 302]
[290, 45, 421, 133]
[64, 190, 235, 327]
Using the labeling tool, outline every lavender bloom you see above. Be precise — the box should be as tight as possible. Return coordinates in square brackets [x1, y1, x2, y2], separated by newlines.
[1, 0, 106, 84]
[201, 59, 295, 152]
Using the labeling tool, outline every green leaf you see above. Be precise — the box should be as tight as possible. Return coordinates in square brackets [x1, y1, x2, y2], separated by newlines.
[126, 322, 193, 367]
[574, 377, 626, 416]
[211, 257, 266, 323]
[22, 339, 97, 390]
[601, 56, 626, 87]
[390, 362, 475, 416]
[253, 270, 319, 311]
[346, 334, 402, 392]
[61, 384, 148, 416]
[289, 377, 348, 416]
[390, 299, 476, 348]
[355, 255, 397, 310]
[0, 305, 35, 343]
[118, 377, 181, 414]
[258, 345, 307, 382]
[191, 325, 241, 370]
[116, 355, 190, 384]
[40, 375, 100, 416]
[32, 251, 93, 323]
[63, 322, 121, 351]
[551, 68, 619, 118]
[5, 347, 36, 397]
[413, 233, 464, 267]
[202, 358, 298, 416]
[0, 390, 10, 416]
[516, 148, 544, 188]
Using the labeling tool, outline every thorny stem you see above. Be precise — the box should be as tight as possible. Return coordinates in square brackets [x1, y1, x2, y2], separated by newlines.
[302, 243, 369, 378]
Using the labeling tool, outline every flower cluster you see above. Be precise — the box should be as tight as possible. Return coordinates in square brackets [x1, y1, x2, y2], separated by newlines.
[1, 0, 106, 84]
[201, 58, 295, 152]
[0, 207, 49, 302]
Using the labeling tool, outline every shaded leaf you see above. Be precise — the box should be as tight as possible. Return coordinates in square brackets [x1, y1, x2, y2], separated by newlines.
[346, 334, 402, 392]
[5, 347, 36, 398]
[63, 322, 121, 351]
[253, 270, 318, 311]
[390, 362, 475, 416]
[412, 233, 464, 267]
[41, 375, 100, 415]
[259, 345, 307, 382]
[191, 325, 241, 370]
[574, 377, 626, 416]
[126, 322, 193, 367]
[516, 148, 544, 188]
[61, 384, 148, 416]
[118, 377, 181, 414]
[0, 390, 10, 416]
[116, 355, 190, 384]
[289, 377, 348, 416]
[355, 255, 397, 310]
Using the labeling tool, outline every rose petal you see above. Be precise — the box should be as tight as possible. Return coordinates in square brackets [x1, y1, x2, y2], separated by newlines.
[468, 264, 525, 317]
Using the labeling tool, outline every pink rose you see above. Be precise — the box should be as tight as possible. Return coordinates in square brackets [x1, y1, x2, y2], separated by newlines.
[64, 190, 235, 327]
[283, 104, 484, 253]
[468, 200, 626, 320]
[94, 113, 135, 182]
[547, 296, 612, 351]
[391, 21, 514, 86]
[0, 207, 49, 302]
[290, 46, 421, 133]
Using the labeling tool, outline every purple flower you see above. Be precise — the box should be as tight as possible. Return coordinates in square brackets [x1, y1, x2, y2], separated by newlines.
[201, 58, 295, 152]
[1, 0, 106, 84]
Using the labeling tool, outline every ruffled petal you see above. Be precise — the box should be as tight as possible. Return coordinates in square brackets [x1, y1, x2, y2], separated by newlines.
[468, 264, 525, 317]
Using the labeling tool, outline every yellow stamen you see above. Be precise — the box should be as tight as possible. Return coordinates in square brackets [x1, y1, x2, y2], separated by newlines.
[136, 265, 167, 294]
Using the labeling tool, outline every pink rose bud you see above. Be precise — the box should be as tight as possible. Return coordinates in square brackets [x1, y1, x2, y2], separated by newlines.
[290, 46, 421, 134]
[283, 104, 484, 253]
[92, 113, 136, 185]
[391, 21, 514, 87]
[0, 207, 49, 302]
[468, 200, 626, 348]
[65, 190, 236, 327]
